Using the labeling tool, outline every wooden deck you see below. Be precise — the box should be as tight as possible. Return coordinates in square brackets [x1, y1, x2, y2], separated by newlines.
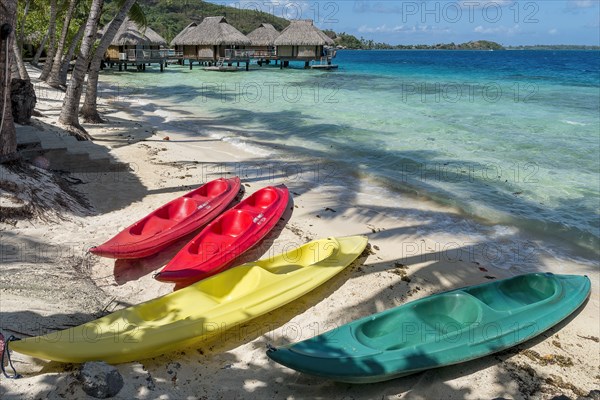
[103, 48, 338, 72]
[104, 49, 173, 72]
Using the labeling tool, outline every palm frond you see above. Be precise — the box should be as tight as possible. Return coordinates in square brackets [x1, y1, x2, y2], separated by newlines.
[128, 3, 147, 30]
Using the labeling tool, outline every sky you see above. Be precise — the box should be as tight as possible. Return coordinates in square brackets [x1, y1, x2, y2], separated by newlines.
[206, 0, 600, 45]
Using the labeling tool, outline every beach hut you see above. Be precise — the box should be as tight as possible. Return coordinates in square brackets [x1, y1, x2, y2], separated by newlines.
[103, 18, 168, 71]
[170, 16, 251, 70]
[273, 20, 335, 68]
[247, 23, 279, 64]
[171, 22, 198, 59]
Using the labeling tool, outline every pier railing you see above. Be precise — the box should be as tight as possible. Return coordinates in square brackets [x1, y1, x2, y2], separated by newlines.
[224, 49, 252, 60]
[123, 49, 169, 62]
[250, 49, 277, 58]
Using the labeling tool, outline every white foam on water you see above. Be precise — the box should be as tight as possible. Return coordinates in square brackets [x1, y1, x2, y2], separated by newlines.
[206, 131, 272, 157]
[490, 225, 519, 238]
[153, 108, 173, 123]
[561, 120, 587, 126]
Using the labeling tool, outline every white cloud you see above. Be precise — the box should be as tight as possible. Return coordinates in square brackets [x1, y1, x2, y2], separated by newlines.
[354, 1, 517, 13]
[548, 28, 559, 35]
[474, 24, 521, 35]
[459, 0, 515, 9]
[358, 24, 451, 34]
[569, 0, 596, 8]
[565, 0, 598, 13]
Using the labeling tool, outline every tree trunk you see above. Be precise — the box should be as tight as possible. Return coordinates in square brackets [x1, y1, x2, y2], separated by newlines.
[58, 0, 104, 140]
[13, 0, 30, 80]
[58, 21, 86, 87]
[47, 0, 78, 88]
[19, 0, 31, 49]
[12, 34, 29, 80]
[39, 0, 58, 81]
[10, 48, 20, 80]
[0, 0, 18, 162]
[81, 0, 137, 123]
[31, 32, 48, 67]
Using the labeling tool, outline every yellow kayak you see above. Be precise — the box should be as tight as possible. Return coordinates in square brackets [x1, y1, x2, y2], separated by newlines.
[10, 236, 367, 364]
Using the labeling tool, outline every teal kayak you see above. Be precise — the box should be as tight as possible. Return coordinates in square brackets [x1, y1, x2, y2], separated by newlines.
[266, 273, 590, 383]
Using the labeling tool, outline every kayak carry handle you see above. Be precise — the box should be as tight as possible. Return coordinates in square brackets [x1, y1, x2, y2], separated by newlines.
[0, 332, 22, 379]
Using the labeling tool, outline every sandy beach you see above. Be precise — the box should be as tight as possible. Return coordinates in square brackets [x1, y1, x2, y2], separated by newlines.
[1, 66, 598, 399]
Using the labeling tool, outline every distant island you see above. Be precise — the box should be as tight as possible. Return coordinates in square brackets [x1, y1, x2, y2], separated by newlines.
[325, 32, 504, 50]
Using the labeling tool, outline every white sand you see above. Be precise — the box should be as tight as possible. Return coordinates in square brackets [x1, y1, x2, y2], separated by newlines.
[0, 67, 598, 399]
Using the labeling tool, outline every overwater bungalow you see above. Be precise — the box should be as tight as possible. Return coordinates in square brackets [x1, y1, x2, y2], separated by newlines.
[273, 20, 336, 69]
[170, 16, 251, 70]
[103, 18, 168, 71]
[171, 22, 198, 62]
[247, 23, 280, 65]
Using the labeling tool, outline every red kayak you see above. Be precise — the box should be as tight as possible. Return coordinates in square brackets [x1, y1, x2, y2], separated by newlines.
[154, 184, 289, 284]
[90, 177, 241, 259]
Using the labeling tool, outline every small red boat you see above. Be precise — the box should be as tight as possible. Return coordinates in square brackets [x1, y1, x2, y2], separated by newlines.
[90, 177, 241, 259]
[154, 184, 290, 284]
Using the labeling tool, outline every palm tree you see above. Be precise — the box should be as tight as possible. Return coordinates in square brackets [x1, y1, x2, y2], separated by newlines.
[39, 0, 58, 81]
[47, 0, 79, 88]
[31, 33, 48, 67]
[0, 0, 17, 162]
[58, 21, 86, 87]
[58, 0, 105, 140]
[13, 0, 31, 80]
[12, 31, 29, 80]
[81, 1, 144, 123]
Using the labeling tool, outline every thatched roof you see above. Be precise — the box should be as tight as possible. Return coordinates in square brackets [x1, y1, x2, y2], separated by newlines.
[107, 18, 167, 46]
[171, 16, 250, 46]
[170, 22, 197, 46]
[247, 23, 280, 46]
[273, 20, 334, 46]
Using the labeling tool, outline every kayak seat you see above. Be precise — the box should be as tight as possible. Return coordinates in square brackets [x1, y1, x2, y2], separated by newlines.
[208, 210, 254, 238]
[239, 187, 279, 210]
[187, 231, 237, 258]
[356, 293, 481, 351]
[258, 240, 339, 275]
[200, 266, 263, 301]
[184, 194, 209, 205]
[129, 198, 199, 236]
[187, 178, 229, 198]
[465, 273, 558, 312]
[412, 292, 482, 333]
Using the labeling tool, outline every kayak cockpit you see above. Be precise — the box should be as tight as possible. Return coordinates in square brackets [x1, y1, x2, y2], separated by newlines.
[355, 292, 483, 351]
[259, 238, 340, 274]
[237, 186, 280, 211]
[184, 178, 230, 200]
[464, 273, 559, 312]
[200, 266, 264, 301]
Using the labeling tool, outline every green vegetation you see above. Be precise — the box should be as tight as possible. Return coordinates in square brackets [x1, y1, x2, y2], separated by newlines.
[17, 0, 89, 57]
[333, 33, 505, 50]
[103, 0, 290, 43]
[334, 32, 364, 49]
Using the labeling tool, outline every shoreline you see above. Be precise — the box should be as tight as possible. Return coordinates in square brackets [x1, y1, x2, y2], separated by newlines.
[104, 69, 600, 266]
[1, 67, 598, 399]
[98, 59, 600, 262]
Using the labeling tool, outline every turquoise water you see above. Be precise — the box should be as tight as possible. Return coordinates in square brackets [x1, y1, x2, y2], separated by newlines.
[102, 50, 600, 255]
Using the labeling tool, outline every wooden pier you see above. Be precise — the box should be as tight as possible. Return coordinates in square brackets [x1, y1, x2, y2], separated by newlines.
[186, 49, 250, 71]
[105, 49, 171, 72]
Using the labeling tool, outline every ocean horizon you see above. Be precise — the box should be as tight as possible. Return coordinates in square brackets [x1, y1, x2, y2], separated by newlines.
[100, 49, 600, 262]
